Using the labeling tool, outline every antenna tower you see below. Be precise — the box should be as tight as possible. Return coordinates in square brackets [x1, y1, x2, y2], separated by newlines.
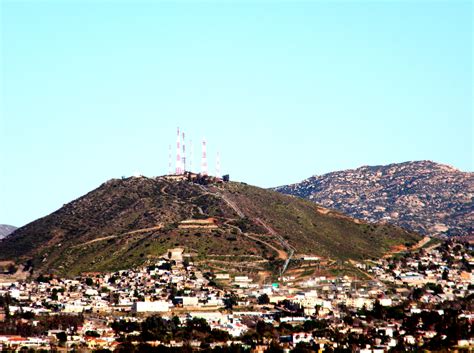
[168, 144, 172, 175]
[216, 151, 221, 178]
[201, 139, 208, 176]
[182, 132, 186, 173]
[176, 127, 182, 174]
[189, 139, 193, 173]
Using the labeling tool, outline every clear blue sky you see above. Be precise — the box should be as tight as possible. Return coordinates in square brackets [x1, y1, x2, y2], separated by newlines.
[1, 0, 472, 227]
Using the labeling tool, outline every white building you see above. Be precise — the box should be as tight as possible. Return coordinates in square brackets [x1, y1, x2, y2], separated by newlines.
[132, 301, 170, 313]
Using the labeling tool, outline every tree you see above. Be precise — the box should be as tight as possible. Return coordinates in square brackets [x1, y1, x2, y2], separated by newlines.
[56, 331, 67, 344]
[372, 300, 385, 320]
[208, 328, 231, 342]
[302, 319, 327, 332]
[51, 289, 59, 301]
[85, 330, 100, 337]
[7, 264, 17, 275]
[258, 293, 270, 305]
[186, 317, 210, 333]
[224, 293, 238, 310]
[141, 315, 169, 341]
[36, 274, 51, 283]
[412, 287, 424, 300]
[291, 342, 315, 353]
[256, 320, 276, 342]
[265, 341, 284, 353]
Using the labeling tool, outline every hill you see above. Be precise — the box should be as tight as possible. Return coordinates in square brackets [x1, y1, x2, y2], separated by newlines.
[275, 161, 473, 237]
[0, 224, 17, 240]
[0, 176, 420, 278]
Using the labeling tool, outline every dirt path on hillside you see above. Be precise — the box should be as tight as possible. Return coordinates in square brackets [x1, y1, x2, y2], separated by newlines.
[384, 236, 431, 258]
[198, 185, 245, 218]
[425, 242, 442, 251]
[241, 233, 288, 260]
[73, 225, 163, 248]
[411, 237, 431, 250]
[222, 219, 287, 260]
[200, 185, 294, 271]
[255, 217, 295, 273]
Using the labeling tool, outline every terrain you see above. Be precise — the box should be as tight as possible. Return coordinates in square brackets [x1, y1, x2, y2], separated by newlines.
[275, 161, 473, 237]
[0, 224, 17, 240]
[0, 176, 420, 278]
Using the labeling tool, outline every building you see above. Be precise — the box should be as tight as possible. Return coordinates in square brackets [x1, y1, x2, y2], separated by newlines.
[132, 301, 170, 313]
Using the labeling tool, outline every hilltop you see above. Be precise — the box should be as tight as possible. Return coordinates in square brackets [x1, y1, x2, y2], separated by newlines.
[275, 161, 473, 237]
[0, 176, 419, 278]
[0, 224, 17, 240]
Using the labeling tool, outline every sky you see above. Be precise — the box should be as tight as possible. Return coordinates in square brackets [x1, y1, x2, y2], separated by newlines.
[0, 0, 472, 227]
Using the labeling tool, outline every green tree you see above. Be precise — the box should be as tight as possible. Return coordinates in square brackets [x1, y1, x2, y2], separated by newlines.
[224, 293, 238, 310]
[258, 293, 270, 305]
[56, 331, 67, 345]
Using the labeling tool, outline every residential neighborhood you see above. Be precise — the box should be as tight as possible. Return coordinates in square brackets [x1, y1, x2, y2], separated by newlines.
[0, 241, 472, 352]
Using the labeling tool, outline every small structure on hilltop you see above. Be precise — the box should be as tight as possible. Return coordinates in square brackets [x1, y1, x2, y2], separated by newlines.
[164, 171, 228, 185]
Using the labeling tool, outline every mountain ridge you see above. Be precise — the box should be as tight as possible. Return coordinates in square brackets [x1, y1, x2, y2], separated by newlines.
[275, 160, 473, 236]
[0, 224, 17, 240]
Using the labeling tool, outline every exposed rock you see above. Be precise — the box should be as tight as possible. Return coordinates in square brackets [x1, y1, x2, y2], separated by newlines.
[275, 161, 473, 236]
[0, 225, 17, 240]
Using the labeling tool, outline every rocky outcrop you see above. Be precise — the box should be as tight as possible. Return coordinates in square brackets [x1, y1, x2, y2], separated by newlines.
[275, 161, 473, 236]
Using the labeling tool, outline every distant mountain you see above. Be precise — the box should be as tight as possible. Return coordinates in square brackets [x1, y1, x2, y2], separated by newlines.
[275, 161, 473, 237]
[0, 224, 17, 240]
[0, 176, 419, 277]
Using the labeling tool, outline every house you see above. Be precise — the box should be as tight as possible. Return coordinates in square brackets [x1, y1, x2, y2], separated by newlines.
[132, 301, 170, 313]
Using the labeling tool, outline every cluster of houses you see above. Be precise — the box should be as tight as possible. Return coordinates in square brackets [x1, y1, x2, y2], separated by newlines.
[365, 241, 473, 302]
[0, 242, 473, 352]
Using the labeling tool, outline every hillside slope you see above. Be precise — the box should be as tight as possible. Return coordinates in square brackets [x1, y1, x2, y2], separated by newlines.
[275, 161, 473, 236]
[0, 176, 420, 277]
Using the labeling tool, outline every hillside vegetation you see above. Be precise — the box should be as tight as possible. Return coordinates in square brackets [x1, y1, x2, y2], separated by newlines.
[0, 176, 420, 277]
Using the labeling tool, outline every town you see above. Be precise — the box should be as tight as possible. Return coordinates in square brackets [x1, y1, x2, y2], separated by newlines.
[0, 240, 472, 352]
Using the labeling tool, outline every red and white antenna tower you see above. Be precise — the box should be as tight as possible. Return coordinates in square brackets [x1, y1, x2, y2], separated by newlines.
[176, 127, 182, 175]
[168, 144, 172, 175]
[182, 131, 186, 173]
[215, 151, 221, 178]
[201, 139, 208, 176]
[189, 139, 193, 173]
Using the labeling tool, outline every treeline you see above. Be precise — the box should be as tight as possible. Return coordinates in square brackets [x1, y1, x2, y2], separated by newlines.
[1, 293, 83, 336]
[113, 316, 231, 344]
[110, 342, 250, 353]
[111, 315, 330, 353]
[0, 313, 83, 337]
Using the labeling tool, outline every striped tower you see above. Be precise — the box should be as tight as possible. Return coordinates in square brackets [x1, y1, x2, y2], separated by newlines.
[182, 132, 186, 173]
[168, 144, 172, 175]
[189, 139, 193, 173]
[215, 151, 221, 178]
[176, 127, 182, 174]
[201, 139, 208, 176]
